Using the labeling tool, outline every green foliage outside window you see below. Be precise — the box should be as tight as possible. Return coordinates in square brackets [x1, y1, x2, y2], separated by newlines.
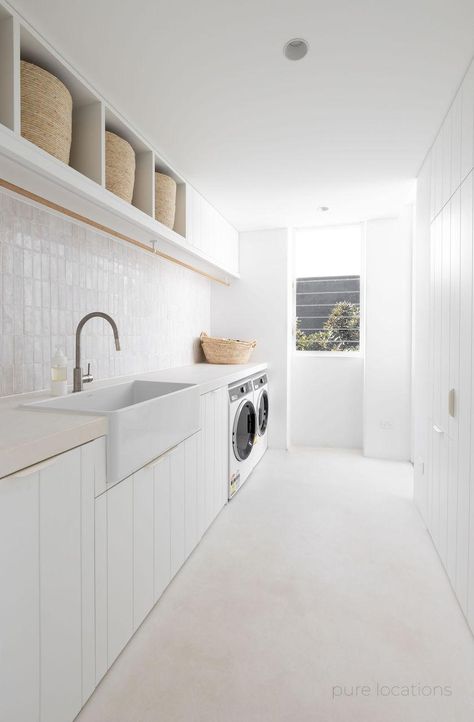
[296, 301, 360, 352]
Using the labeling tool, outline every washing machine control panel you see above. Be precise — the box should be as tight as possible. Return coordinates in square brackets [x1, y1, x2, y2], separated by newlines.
[228, 380, 253, 402]
[253, 374, 268, 390]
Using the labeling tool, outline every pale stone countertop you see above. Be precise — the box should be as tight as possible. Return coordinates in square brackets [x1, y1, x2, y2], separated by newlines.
[0, 362, 267, 479]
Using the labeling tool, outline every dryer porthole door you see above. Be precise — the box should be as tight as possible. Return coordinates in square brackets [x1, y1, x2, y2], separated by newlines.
[233, 400, 256, 461]
[257, 389, 269, 436]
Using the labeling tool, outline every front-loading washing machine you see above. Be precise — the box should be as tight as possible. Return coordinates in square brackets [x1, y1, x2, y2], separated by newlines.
[252, 372, 269, 467]
[228, 377, 257, 499]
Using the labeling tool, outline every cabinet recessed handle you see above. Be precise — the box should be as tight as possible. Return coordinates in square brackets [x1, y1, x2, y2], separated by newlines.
[448, 388, 456, 418]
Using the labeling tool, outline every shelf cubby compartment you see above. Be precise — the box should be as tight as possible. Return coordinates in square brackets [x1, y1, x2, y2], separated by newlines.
[104, 106, 155, 217]
[0, 7, 19, 132]
[154, 155, 186, 239]
[20, 24, 103, 184]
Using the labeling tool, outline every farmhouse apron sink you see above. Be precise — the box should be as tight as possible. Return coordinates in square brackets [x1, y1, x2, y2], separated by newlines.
[26, 380, 200, 484]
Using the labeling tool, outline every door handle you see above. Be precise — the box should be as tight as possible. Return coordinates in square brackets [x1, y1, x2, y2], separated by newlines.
[433, 424, 444, 434]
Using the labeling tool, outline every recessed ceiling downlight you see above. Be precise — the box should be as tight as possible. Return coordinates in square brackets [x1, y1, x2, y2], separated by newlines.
[284, 38, 309, 61]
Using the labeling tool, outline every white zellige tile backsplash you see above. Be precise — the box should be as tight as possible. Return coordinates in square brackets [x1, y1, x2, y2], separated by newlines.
[0, 190, 210, 396]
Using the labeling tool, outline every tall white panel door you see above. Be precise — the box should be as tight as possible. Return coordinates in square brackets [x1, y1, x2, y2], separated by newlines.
[107, 475, 133, 666]
[437, 204, 451, 565]
[457, 174, 473, 613]
[39, 448, 82, 722]
[154, 453, 171, 601]
[430, 213, 442, 545]
[133, 466, 155, 630]
[184, 433, 199, 558]
[170, 443, 186, 577]
[446, 189, 461, 584]
[0, 466, 40, 722]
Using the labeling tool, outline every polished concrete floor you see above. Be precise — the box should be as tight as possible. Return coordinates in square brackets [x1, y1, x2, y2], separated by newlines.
[77, 448, 474, 722]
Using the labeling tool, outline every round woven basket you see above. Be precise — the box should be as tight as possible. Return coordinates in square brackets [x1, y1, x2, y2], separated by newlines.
[105, 131, 136, 203]
[21, 60, 72, 164]
[155, 172, 176, 229]
[200, 332, 257, 365]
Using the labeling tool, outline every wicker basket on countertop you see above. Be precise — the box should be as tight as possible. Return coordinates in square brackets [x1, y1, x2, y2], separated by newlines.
[155, 172, 177, 229]
[20, 60, 73, 164]
[105, 130, 136, 203]
[200, 332, 256, 364]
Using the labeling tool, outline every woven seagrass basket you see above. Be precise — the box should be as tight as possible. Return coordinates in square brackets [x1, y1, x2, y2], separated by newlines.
[155, 172, 177, 229]
[105, 131, 136, 203]
[200, 332, 257, 364]
[21, 60, 72, 164]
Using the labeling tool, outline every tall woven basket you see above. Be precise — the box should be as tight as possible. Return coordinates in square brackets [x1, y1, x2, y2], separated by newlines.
[200, 332, 256, 364]
[105, 131, 136, 203]
[155, 172, 176, 229]
[21, 60, 72, 164]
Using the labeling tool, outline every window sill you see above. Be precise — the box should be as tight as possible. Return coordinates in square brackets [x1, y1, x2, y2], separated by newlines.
[293, 350, 363, 359]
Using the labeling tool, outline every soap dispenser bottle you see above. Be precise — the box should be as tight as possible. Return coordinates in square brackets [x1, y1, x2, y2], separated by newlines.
[51, 347, 68, 396]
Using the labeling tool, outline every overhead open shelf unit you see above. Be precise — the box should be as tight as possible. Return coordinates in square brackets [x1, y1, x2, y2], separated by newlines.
[0, 0, 239, 283]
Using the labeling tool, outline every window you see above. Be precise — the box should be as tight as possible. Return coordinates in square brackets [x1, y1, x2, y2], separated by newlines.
[294, 224, 362, 353]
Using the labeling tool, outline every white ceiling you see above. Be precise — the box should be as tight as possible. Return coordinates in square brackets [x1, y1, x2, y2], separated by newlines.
[9, 0, 474, 229]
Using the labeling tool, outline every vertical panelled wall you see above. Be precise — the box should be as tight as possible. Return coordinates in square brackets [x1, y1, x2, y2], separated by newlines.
[413, 59, 474, 630]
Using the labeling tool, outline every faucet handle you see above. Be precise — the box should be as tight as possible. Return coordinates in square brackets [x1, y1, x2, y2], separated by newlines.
[83, 363, 93, 385]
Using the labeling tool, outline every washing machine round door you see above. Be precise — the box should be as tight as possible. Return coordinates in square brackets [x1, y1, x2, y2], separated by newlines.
[233, 400, 256, 461]
[257, 389, 269, 436]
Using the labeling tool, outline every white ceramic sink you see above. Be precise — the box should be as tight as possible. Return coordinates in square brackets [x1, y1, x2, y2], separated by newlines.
[26, 380, 200, 484]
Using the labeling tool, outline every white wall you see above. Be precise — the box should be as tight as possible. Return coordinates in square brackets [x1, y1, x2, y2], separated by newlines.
[0, 190, 210, 395]
[211, 229, 291, 449]
[363, 212, 413, 460]
[291, 356, 363, 448]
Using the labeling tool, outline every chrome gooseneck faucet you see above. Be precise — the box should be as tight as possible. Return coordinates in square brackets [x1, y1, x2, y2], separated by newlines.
[73, 312, 121, 392]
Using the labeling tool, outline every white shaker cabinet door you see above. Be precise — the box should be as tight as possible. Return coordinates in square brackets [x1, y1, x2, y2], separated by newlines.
[170, 443, 186, 578]
[0, 466, 40, 722]
[39, 448, 82, 722]
[107, 474, 134, 666]
[154, 453, 171, 601]
[133, 465, 155, 630]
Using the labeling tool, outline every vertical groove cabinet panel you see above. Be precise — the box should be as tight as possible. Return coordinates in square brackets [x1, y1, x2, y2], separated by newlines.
[154, 454, 171, 601]
[133, 466, 155, 630]
[430, 215, 442, 544]
[39, 448, 82, 722]
[94, 491, 108, 684]
[437, 204, 451, 564]
[468, 176, 474, 630]
[456, 174, 473, 612]
[197, 395, 208, 538]
[441, 114, 452, 209]
[0, 467, 40, 722]
[446, 190, 461, 584]
[216, 387, 229, 511]
[80, 441, 100, 705]
[461, 62, 474, 182]
[107, 475, 134, 666]
[450, 93, 462, 198]
[184, 433, 199, 558]
[170, 444, 186, 578]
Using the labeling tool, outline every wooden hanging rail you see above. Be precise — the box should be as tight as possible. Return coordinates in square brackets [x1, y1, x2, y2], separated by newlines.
[0, 178, 230, 286]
